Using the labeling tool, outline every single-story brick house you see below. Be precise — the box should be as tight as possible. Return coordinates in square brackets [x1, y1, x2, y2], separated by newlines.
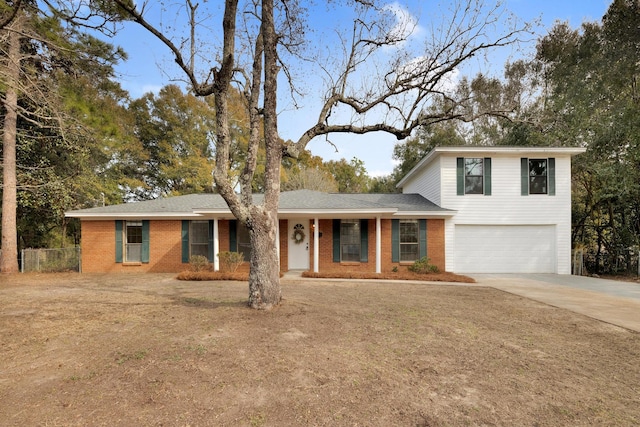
[65, 146, 585, 274]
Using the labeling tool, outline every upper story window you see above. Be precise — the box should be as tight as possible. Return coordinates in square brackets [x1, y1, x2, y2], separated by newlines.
[464, 158, 484, 194]
[528, 159, 547, 194]
[521, 157, 555, 196]
[457, 157, 491, 196]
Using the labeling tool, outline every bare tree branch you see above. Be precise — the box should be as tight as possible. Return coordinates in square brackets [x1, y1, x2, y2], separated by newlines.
[286, 0, 532, 157]
[0, 0, 22, 29]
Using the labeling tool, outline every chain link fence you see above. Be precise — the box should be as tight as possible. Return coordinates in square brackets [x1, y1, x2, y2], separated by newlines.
[20, 247, 81, 273]
[573, 246, 640, 276]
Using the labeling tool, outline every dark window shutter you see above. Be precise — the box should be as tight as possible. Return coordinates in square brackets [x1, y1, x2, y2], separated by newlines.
[456, 157, 464, 195]
[115, 220, 123, 263]
[208, 220, 215, 262]
[419, 219, 427, 258]
[391, 219, 399, 263]
[360, 219, 368, 263]
[484, 158, 492, 196]
[181, 220, 190, 263]
[333, 219, 341, 262]
[521, 158, 529, 196]
[548, 158, 556, 196]
[229, 220, 237, 252]
[141, 220, 150, 263]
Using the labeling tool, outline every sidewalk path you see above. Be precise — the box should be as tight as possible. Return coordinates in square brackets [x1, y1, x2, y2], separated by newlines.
[472, 274, 640, 332]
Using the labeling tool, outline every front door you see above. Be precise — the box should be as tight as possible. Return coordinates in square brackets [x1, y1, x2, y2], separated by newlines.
[288, 220, 310, 270]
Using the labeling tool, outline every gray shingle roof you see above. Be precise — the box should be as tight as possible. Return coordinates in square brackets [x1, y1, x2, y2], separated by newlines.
[65, 190, 454, 218]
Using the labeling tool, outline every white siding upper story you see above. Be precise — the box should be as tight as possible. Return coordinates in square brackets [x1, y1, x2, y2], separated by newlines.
[402, 156, 442, 206]
[397, 147, 586, 274]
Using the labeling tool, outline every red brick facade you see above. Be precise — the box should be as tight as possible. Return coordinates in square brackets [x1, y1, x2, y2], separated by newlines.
[80, 218, 446, 273]
[80, 220, 184, 273]
[309, 218, 445, 274]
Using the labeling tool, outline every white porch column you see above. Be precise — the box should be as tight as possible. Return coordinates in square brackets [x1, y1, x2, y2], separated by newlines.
[314, 217, 319, 273]
[276, 218, 280, 269]
[376, 216, 381, 274]
[213, 218, 220, 271]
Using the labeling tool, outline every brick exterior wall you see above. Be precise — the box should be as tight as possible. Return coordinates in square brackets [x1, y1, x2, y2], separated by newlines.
[279, 219, 288, 272]
[80, 220, 183, 273]
[218, 220, 230, 252]
[79, 221, 115, 273]
[427, 219, 445, 271]
[307, 218, 446, 274]
[80, 218, 446, 273]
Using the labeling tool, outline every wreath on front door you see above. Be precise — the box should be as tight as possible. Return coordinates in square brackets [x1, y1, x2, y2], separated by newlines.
[292, 223, 306, 244]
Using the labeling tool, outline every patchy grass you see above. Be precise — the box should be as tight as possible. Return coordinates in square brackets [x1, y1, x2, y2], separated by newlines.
[1, 273, 638, 426]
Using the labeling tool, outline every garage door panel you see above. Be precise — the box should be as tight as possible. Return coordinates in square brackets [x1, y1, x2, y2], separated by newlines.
[455, 225, 555, 273]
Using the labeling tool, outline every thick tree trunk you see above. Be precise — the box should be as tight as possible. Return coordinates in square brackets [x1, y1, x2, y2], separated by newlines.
[247, 209, 281, 309]
[1, 20, 21, 274]
[248, 0, 282, 309]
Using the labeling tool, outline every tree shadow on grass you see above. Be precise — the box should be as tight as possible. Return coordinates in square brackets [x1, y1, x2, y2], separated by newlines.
[172, 296, 248, 309]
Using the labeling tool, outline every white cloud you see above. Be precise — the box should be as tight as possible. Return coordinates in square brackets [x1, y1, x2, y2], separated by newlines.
[382, 2, 424, 46]
[389, 55, 460, 95]
[369, 169, 393, 178]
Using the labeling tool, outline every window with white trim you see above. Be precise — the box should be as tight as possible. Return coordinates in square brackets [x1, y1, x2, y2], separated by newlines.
[125, 221, 142, 262]
[237, 223, 252, 262]
[399, 219, 419, 262]
[190, 221, 209, 258]
[464, 158, 484, 194]
[529, 159, 548, 194]
[340, 219, 360, 262]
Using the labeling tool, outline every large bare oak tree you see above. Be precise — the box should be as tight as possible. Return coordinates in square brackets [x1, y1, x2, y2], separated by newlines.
[109, 0, 530, 308]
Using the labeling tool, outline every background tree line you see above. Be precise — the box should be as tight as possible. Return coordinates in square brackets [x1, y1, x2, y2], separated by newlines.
[386, 0, 640, 275]
[1, 0, 638, 276]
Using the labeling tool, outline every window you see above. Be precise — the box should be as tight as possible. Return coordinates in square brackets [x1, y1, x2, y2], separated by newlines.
[521, 157, 555, 196]
[116, 220, 149, 263]
[340, 219, 361, 262]
[228, 220, 252, 262]
[125, 221, 143, 262]
[190, 221, 209, 258]
[392, 219, 426, 263]
[457, 157, 491, 195]
[399, 220, 419, 262]
[181, 220, 213, 263]
[237, 223, 252, 262]
[529, 159, 547, 194]
[464, 158, 484, 194]
[333, 219, 368, 263]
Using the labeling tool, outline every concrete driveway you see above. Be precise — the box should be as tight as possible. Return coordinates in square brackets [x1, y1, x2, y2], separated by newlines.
[471, 274, 640, 332]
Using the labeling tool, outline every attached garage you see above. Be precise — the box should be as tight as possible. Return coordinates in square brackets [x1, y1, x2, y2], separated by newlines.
[454, 225, 556, 274]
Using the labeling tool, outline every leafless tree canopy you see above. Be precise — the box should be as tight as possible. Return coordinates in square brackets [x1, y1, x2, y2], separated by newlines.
[99, 0, 530, 308]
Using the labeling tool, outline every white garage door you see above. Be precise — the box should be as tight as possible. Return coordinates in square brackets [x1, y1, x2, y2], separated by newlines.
[454, 225, 556, 273]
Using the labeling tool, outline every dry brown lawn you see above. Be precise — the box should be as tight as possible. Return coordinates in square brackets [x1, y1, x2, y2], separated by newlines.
[1, 273, 639, 426]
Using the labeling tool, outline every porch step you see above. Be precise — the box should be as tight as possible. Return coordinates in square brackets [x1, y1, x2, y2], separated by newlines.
[283, 270, 304, 278]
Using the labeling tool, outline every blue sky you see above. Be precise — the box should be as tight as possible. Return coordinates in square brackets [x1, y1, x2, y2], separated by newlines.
[111, 0, 612, 177]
